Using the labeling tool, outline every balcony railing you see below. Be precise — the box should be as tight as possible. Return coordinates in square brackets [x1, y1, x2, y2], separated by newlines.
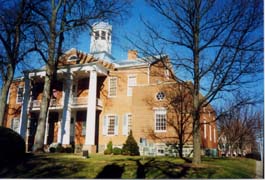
[72, 96, 103, 108]
[31, 99, 62, 108]
[71, 97, 87, 106]
[30, 97, 103, 109]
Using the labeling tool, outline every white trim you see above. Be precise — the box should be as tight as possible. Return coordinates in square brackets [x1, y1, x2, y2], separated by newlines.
[213, 127, 216, 143]
[108, 77, 117, 97]
[209, 124, 212, 141]
[6, 89, 10, 104]
[204, 120, 207, 139]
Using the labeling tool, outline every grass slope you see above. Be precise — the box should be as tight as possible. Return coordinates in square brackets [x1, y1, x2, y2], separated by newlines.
[0, 153, 256, 178]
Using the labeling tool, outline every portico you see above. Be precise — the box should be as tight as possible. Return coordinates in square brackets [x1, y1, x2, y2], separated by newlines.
[20, 62, 108, 153]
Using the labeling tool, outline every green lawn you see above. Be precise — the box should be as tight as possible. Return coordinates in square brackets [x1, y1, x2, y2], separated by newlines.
[0, 153, 256, 178]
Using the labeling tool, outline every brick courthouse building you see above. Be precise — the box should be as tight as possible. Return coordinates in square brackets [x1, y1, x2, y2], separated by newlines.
[4, 22, 218, 156]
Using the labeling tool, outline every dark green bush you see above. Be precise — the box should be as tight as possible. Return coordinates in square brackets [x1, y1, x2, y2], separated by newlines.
[245, 152, 261, 160]
[113, 147, 122, 155]
[122, 130, 140, 156]
[0, 127, 25, 166]
[65, 147, 73, 153]
[49, 147, 56, 153]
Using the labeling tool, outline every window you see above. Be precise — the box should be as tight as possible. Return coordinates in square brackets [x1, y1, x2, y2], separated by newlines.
[101, 31, 106, 40]
[16, 86, 24, 104]
[68, 55, 79, 61]
[123, 113, 132, 136]
[95, 31, 99, 40]
[164, 69, 170, 79]
[154, 108, 167, 132]
[11, 118, 20, 133]
[204, 120, 207, 139]
[82, 121, 86, 136]
[156, 92, 165, 101]
[107, 32, 111, 40]
[103, 115, 118, 136]
[127, 75, 136, 96]
[108, 77, 117, 97]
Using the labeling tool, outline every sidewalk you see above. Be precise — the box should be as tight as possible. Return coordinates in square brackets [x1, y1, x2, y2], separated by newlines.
[256, 160, 264, 179]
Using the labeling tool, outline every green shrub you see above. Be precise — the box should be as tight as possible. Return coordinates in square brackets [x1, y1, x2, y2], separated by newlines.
[113, 147, 122, 155]
[104, 141, 113, 155]
[104, 149, 112, 155]
[0, 127, 25, 165]
[122, 130, 140, 156]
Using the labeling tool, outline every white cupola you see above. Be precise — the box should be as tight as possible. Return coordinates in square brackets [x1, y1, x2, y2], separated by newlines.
[90, 22, 112, 54]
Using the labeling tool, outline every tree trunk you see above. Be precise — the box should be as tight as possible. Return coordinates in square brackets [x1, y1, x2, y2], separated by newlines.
[192, 0, 201, 165]
[0, 66, 14, 126]
[33, 7, 57, 152]
[33, 72, 51, 152]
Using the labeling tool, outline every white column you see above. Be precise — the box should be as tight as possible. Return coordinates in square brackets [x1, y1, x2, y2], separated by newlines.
[61, 73, 73, 145]
[57, 112, 62, 143]
[19, 72, 30, 140]
[44, 110, 49, 144]
[85, 69, 97, 145]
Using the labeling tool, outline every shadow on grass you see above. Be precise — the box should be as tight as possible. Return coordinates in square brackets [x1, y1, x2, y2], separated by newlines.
[96, 163, 124, 178]
[134, 159, 191, 178]
[0, 153, 87, 178]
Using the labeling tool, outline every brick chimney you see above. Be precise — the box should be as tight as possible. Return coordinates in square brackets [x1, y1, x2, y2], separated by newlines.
[127, 50, 137, 60]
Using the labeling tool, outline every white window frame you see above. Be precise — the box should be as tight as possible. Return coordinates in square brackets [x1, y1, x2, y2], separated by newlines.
[127, 75, 137, 96]
[16, 86, 24, 104]
[11, 117, 20, 133]
[108, 77, 117, 97]
[154, 108, 167, 132]
[103, 114, 118, 136]
[123, 113, 132, 136]
[204, 120, 207, 139]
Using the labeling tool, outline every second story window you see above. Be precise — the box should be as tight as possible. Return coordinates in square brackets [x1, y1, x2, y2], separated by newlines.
[108, 77, 117, 97]
[16, 86, 24, 104]
[127, 75, 136, 96]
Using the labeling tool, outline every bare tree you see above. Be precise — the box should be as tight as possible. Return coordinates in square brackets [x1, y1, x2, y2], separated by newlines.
[218, 104, 260, 156]
[30, 0, 131, 152]
[145, 82, 193, 158]
[0, 0, 32, 126]
[129, 0, 263, 164]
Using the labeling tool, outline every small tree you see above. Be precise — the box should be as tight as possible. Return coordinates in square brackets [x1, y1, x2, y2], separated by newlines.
[122, 130, 140, 156]
[104, 141, 113, 155]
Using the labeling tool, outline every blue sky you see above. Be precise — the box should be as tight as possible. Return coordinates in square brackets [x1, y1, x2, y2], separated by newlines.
[8, 1, 265, 110]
